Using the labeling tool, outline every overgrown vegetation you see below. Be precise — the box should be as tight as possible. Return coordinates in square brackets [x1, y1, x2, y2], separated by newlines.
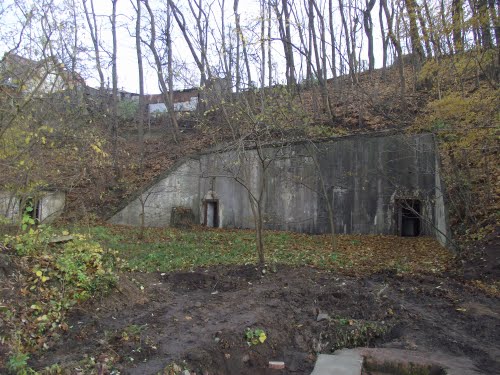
[329, 317, 388, 351]
[413, 51, 499, 242]
[86, 225, 452, 276]
[0, 225, 118, 373]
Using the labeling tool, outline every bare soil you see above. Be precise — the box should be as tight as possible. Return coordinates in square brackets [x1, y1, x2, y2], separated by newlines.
[32, 265, 500, 375]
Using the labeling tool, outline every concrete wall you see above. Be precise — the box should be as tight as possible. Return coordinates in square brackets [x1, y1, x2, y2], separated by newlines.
[109, 159, 200, 227]
[0, 191, 65, 224]
[0, 192, 20, 222]
[109, 133, 450, 246]
[39, 191, 65, 224]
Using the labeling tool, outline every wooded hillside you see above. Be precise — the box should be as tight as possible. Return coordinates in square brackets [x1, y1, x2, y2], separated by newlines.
[0, 0, 498, 245]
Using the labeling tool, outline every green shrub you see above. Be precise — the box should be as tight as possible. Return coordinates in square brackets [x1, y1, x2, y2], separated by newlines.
[1, 227, 118, 354]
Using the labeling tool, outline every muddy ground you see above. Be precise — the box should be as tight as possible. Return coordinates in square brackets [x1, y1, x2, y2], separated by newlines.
[32, 265, 499, 375]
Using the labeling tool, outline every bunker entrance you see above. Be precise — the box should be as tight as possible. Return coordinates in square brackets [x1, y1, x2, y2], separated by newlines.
[397, 199, 421, 237]
[204, 199, 219, 228]
[23, 197, 41, 223]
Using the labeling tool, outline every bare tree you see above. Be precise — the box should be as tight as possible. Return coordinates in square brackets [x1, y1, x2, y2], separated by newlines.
[416, 1, 433, 58]
[404, 0, 425, 66]
[379, 0, 392, 76]
[272, 0, 297, 89]
[363, 0, 376, 72]
[111, 0, 119, 175]
[422, 0, 441, 57]
[142, 0, 180, 143]
[328, 0, 337, 78]
[381, 0, 406, 102]
[338, 0, 356, 81]
[82, 0, 105, 96]
[167, 0, 212, 87]
[452, 0, 464, 53]
[132, 0, 145, 167]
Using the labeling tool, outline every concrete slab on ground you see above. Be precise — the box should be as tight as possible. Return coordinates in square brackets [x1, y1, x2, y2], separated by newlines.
[310, 351, 363, 375]
[310, 348, 483, 375]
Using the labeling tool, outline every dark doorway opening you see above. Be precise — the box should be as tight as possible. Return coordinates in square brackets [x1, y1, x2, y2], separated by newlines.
[23, 197, 41, 223]
[397, 199, 421, 237]
[204, 200, 219, 228]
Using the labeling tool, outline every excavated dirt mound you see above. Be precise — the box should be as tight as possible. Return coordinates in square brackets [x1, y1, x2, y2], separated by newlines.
[32, 265, 500, 374]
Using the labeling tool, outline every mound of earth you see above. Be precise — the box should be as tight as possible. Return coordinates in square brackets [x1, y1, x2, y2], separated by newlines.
[31, 265, 500, 374]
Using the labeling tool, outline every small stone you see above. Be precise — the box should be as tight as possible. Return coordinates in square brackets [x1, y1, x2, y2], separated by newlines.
[181, 370, 190, 375]
[214, 337, 221, 343]
[49, 235, 74, 244]
[242, 354, 250, 363]
[195, 302, 202, 308]
[269, 361, 285, 370]
[172, 364, 182, 372]
[224, 353, 231, 359]
[316, 313, 329, 322]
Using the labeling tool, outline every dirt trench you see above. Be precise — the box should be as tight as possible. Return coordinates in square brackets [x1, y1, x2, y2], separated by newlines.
[32, 265, 500, 374]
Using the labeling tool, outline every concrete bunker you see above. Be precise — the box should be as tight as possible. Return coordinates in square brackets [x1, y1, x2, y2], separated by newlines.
[22, 196, 42, 224]
[203, 199, 219, 228]
[0, 190, 66, 225]
[396, 198, 422, 237]
[202, 190, 220, 228]
[109, 133, 451, 247]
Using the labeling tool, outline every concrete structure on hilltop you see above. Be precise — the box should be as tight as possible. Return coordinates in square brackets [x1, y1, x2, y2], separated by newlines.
[109, 132, 450, 246]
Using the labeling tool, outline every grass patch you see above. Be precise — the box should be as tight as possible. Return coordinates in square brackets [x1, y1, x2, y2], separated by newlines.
[85, 225, 453, 276]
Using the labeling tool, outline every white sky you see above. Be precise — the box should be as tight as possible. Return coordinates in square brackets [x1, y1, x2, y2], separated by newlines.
[1, 0, 393, 95]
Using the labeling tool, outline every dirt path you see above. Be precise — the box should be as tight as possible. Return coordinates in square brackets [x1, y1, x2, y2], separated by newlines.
[32, 265, 500, 374]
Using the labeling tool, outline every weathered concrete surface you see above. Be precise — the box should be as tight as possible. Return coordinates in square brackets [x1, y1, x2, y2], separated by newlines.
[0, 191, 20, 222]
[109, 159, 200, 227]
[311, 348, 482, 375]
[39, 191, 65, 224]
[311, 352, 362, 375]
[332, 348, 482, 375]
[109, 133, 450, 246]
[0, 190, 65, 224]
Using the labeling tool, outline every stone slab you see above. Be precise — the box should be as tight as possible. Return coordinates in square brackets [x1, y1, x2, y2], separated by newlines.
[310, 351, 363, 375]
[310, 348, 483, 375]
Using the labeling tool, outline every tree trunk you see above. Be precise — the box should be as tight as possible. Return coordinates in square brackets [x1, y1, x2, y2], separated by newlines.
[404, 0, 425, 66]
[416, 2, 433, 57]
[283, 0, 296, 88]
[452, 0, 463, 53]
[82, 0, 105, 104]
[167, 0, 211, 86]
[328, 0, 337, 78]
[260, 0, 266, 111]
[135, 0, 145, 170]
[363, 0, 376, 72]
[267, 0, 273, 87]
[338, 0, 355, 81]
[379, 1, 389, 77]
[488, 0, 500, 48]
[381, 0, 406, 103]
[478, 0, 493, 48]
[272, 0, 296, 89]
[142, 0, 180, 143]
[423, 0, 441, 57]
[234, 0, 253, 87]
[111, 0, 119, 176]
[440, 0, 454, 54]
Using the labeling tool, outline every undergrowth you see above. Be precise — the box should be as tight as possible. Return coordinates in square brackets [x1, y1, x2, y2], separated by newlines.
[85, 225, 452, 276]
[0, 225, 119, 374]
